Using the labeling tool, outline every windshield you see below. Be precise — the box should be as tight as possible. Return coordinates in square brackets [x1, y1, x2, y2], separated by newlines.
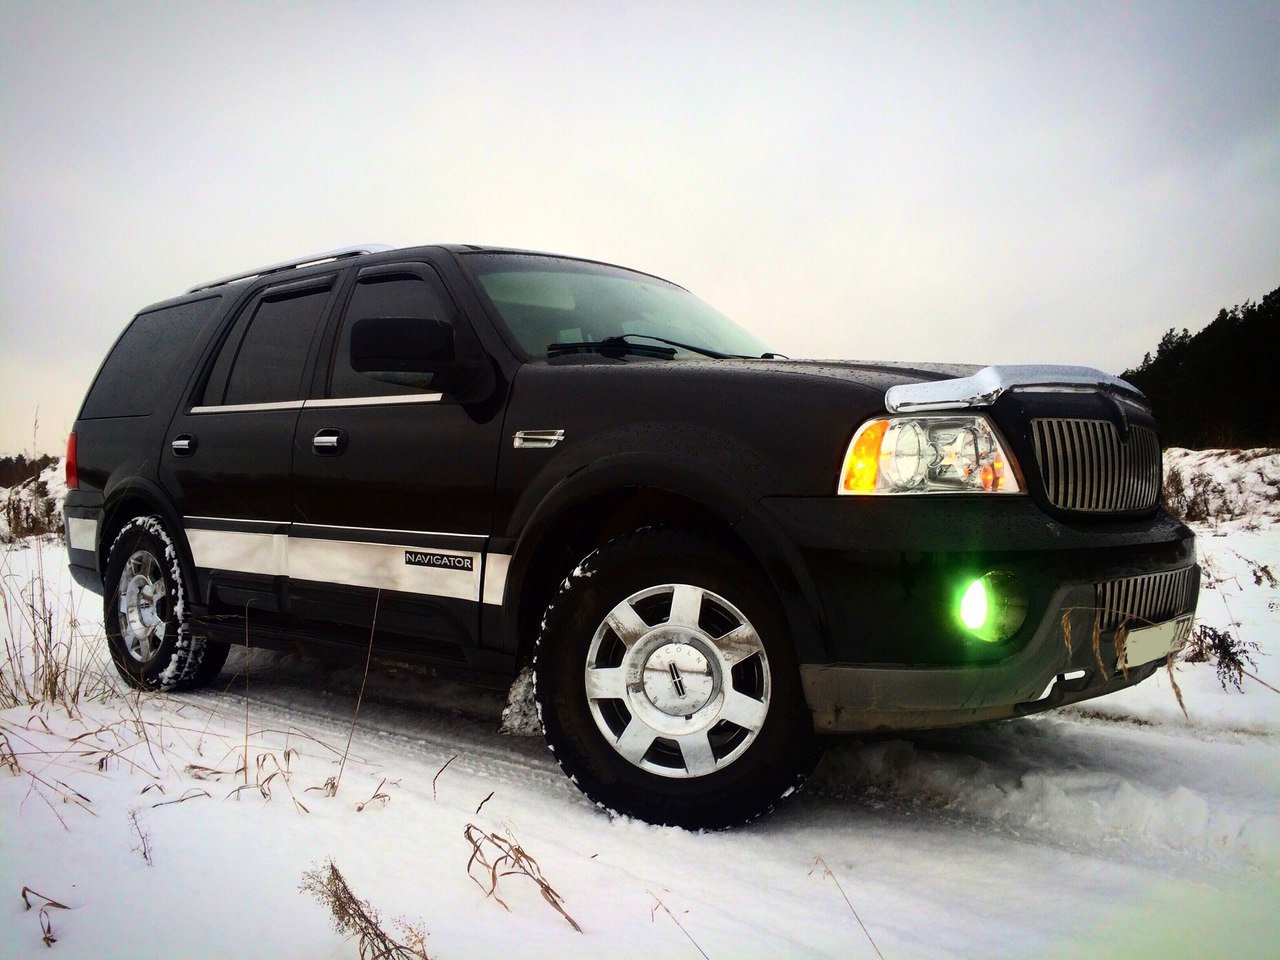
[463, 253, 772, 360]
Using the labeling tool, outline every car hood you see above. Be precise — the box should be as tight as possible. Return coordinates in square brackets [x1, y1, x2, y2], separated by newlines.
[710, 357, 984, 396]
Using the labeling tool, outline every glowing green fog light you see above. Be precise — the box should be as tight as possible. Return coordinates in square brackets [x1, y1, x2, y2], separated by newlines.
[960, 579, 989, 630]
[956, 572, 1027, 644]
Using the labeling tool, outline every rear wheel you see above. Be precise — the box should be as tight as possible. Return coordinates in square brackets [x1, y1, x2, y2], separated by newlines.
[103, 516, 221, 691]
[534, 527, 820, 829]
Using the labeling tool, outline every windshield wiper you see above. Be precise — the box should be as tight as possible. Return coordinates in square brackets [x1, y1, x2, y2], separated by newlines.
[547, 336, 677, 360]
[615, 333, 748, 359]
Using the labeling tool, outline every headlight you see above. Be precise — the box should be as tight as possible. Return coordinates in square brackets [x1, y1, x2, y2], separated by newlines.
[838, 415, 1022, 495]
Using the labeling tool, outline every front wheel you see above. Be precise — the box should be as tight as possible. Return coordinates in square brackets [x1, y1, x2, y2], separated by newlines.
[534, 527, 820, 829]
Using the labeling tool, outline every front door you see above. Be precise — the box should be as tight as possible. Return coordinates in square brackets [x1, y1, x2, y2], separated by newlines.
[288, 261, 506, 659]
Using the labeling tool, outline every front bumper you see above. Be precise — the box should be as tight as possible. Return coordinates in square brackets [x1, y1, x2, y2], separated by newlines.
[753, 496, 1197, 732]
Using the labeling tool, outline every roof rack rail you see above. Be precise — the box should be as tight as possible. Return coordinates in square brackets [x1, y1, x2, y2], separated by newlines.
[187, 243, 395, 293]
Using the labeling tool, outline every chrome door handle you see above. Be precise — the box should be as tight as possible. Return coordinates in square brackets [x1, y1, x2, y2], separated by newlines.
[171, 434, 197, 457]
[312, 429, 347, 456]
[513, 429, 565, 449]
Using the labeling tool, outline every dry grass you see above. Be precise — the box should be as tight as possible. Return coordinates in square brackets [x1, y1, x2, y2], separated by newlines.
[810, 856, 884, 960]
[20, 886, 70, 948]
[463, 822, 581, 932]
[1187, 553, 1277, 696]
[301, 859, 433, 959]
[323, 590, 381, 799]
[128, 807, 154, 865]
[1060, 607, 1139, 684]
[431, 755, 457, 799]
[1183, 624, 1263, 693]
[356, 777, 392, 812]
[648, 891, 709, 960]
[1166, 657, 1189, 719]
[1, 538, 113, 713]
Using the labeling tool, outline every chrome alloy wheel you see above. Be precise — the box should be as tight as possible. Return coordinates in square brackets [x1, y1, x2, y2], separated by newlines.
[584, 583, 771, 778]
[117, 549, 169, 663]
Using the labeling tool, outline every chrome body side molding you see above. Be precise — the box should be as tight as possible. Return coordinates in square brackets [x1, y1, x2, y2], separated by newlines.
[885, 365, 1149, 414]
[190, 393, 443, 415]
[183, 517, 511, 606]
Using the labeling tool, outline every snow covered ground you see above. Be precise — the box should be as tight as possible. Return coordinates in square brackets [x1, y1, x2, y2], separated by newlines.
[2, 456, 1277, 959]
[0, 459, 65, 543]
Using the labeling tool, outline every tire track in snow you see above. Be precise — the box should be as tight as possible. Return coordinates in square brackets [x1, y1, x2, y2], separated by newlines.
[187, 648, 1279, 877]
[809, 712, 1280, 873]
[182, 659, 580, 807]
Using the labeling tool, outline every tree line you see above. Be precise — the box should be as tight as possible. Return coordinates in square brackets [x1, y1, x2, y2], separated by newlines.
[0, 453, 58, 489]
[1121, 285, 1279, 449]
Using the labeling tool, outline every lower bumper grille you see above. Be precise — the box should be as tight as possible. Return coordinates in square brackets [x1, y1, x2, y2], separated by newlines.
[1095, 566, 1198, 631]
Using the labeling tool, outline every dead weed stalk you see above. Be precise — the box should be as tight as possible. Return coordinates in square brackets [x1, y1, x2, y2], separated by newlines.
[328, 590, 381, 798]
[300, 859, 432, 960]
[128, 807, 154, 865]
[648, 890, 709, 960]
[810, 857, 885, 960]
[432, 755, 456, 800]
[355, 777, 392, 812]
[21, 885, 71, 948]
[463, 822, 581, 932]
[1187, 555, 1275, 695]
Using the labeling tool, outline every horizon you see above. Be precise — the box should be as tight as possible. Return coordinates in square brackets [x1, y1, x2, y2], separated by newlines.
[3, 1, 1277, 455]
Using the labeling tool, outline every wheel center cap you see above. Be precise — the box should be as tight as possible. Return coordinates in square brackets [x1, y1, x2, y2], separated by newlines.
[641, 641, 714, 716]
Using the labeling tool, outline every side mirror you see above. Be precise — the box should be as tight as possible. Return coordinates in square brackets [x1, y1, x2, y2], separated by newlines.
[350, 317, 481, 395]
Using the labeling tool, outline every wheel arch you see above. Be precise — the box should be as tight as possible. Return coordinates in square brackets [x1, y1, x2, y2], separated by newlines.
[98, 479, 200, 604]
[503, 468, 825, 669]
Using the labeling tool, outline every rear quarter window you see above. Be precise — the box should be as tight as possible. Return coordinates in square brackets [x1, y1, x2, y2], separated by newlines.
[80, 296, 222, 419]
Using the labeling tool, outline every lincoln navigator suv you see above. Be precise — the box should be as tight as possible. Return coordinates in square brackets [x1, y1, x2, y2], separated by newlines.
[63, 244, 1198, 828]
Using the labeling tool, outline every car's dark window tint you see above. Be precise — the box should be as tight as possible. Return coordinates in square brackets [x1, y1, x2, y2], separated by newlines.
[80, 297, 221, 419]
[206, 288, 330, 406]
[330, 272, 458, 399]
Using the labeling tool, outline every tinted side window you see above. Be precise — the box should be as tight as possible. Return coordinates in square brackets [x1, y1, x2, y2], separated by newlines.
[81, 296, 221, 419]
[330, 272, 459, 399]
[203, 287, 331, 406]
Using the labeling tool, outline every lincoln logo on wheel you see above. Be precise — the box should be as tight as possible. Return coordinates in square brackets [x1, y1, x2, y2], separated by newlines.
[404, 551, 474, 571]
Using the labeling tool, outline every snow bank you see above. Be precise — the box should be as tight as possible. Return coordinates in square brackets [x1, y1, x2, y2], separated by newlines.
[1163, 447, 1280, 527]
[0, 459, 65, 542]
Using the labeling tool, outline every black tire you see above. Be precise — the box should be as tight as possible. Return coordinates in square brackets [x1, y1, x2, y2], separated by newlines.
[103, 516, 218, 691]
[173, 639, 230, 691]
[534, 527, 821, 829]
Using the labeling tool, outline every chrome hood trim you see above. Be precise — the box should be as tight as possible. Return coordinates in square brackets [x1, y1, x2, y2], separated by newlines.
[884, 365, 1149, 414]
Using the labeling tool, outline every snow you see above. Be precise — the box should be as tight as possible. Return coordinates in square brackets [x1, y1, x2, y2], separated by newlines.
[1163, 447, 1280, 527]
[0, 460, 64, 542]
[2, 454, 1278, 959]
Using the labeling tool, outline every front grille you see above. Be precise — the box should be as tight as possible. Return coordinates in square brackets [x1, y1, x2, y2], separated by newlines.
[1031, 418, 1161, 512]
[1094, 566, 1197, 631]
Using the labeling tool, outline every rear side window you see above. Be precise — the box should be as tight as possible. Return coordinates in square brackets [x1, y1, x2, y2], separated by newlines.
[80, 296, 221, 419]
[201, 284, 332, 406]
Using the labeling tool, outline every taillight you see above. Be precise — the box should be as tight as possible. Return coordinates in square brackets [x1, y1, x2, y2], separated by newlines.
[66, 431, 79, 490]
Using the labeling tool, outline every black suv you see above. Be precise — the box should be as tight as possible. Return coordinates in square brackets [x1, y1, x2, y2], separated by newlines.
[64, 244, 1197, 828]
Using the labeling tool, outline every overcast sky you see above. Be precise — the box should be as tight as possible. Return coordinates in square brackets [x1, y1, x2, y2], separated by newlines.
[2, 0, 1276, 455]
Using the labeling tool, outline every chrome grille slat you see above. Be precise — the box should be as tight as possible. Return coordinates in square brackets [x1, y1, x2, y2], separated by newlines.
[1031, 418, 1160, 513]
[1094, 567, 1196, 631]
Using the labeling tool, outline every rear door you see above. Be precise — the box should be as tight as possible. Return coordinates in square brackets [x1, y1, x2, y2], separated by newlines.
[159, 274, 338, 613]
[288, 260, 506, 659]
